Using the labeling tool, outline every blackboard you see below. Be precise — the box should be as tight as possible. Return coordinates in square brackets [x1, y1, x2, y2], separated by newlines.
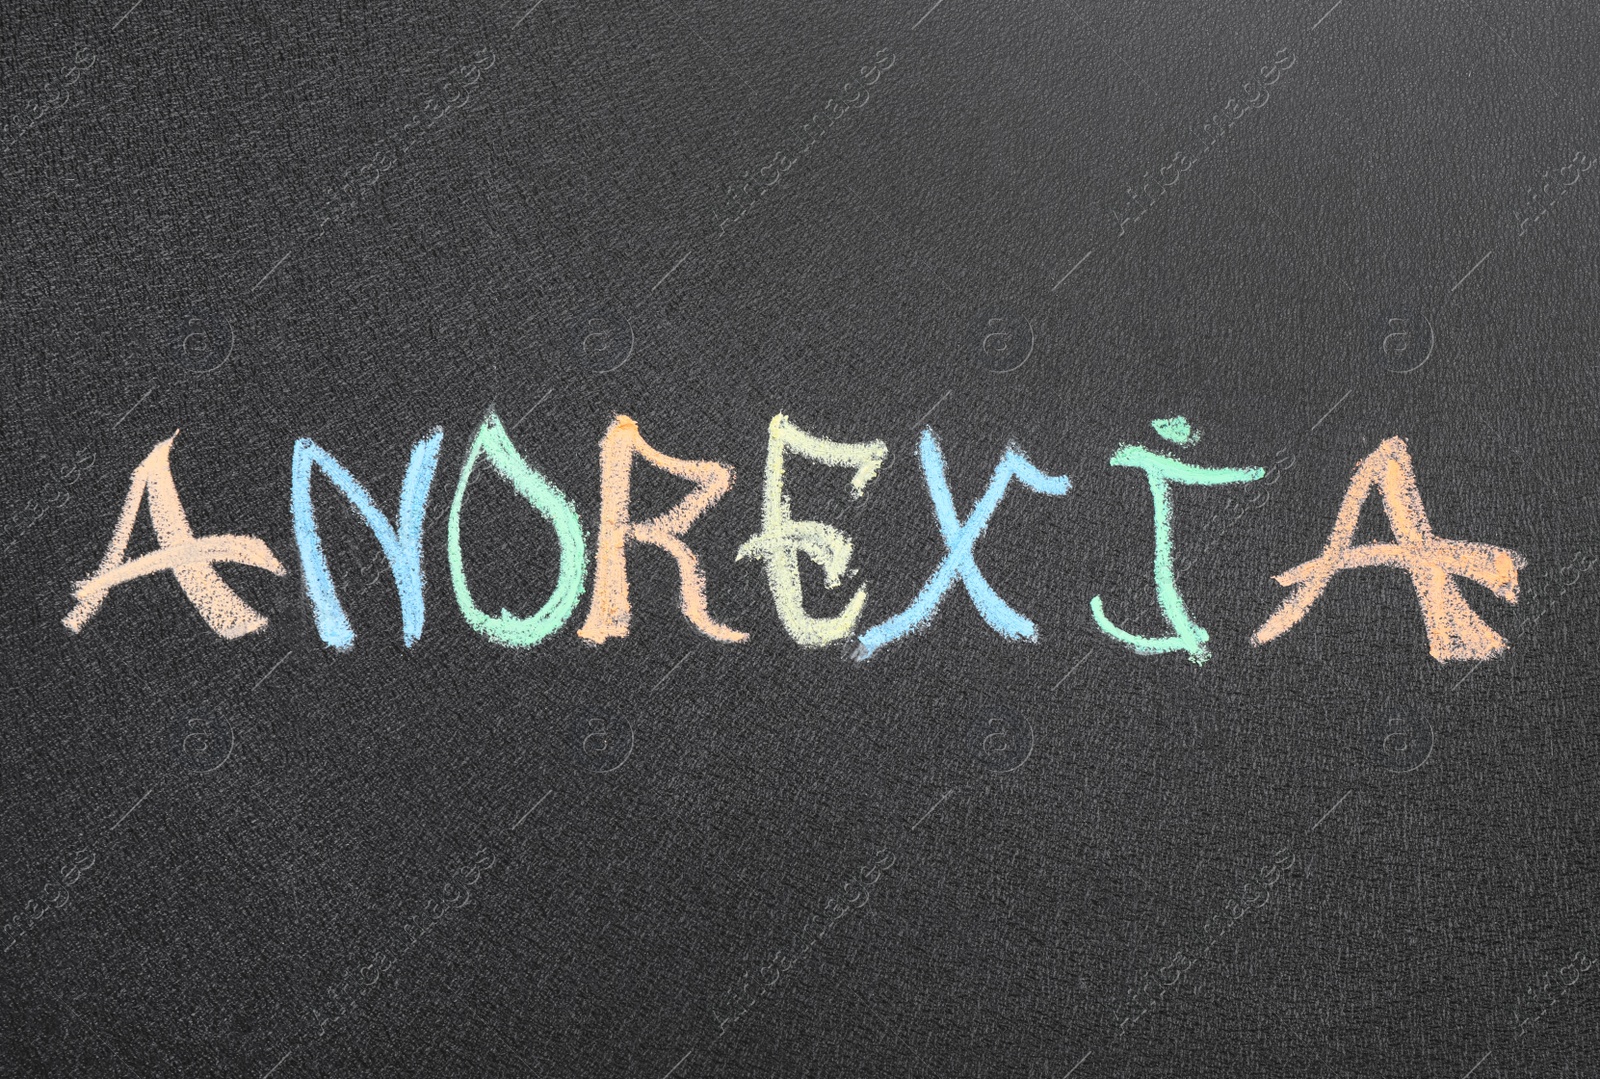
[5, 1, 1598, 1076]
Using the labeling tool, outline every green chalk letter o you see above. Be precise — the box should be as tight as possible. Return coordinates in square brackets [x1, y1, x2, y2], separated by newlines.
[448, 409, 587, 647]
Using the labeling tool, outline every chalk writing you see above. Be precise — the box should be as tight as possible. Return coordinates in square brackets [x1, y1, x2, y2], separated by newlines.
[853, 428, 1070, 660]
[579, 416, 746, 644]
[737, 414, 886, 647]
[292, 430, 444, 650]
[59, 420, 1529, 667]
[1253, 437, 1525, 661]
[448, 409, 587, 647]
[1091, 418, 1264, 664]
[64, 433, 287, 639]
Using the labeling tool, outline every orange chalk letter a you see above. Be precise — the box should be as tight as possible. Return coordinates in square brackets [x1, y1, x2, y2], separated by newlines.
[1252, 436, 1524, 661]
[63, 432, 287, 639]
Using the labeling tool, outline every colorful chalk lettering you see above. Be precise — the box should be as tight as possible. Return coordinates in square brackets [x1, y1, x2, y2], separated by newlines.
[1252, 436, 1525, 661]
[577, 415, 747, 645]
[1090, 419, 1264, 664]
[737, 413, 887, 648]
[292, 429, 443, 650]
[63, 431, 287, 639]
[447, 409, 587, 648]
[60, 415, 1530, 667]
[853, 428, 1071, 661]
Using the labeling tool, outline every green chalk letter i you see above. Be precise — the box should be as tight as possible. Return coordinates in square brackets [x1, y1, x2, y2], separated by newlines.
[1090, 416, 1263, 664]
[448, 409, 588, 647]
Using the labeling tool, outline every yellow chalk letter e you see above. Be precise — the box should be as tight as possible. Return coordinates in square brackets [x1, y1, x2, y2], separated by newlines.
[737, 413, 887, 648]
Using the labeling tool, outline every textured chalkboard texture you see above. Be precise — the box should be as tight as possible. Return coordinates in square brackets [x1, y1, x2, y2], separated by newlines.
[3, 0, 1599, 1076]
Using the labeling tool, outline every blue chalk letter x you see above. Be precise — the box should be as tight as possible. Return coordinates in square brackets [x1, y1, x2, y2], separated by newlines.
[854, 427, 1070, 661]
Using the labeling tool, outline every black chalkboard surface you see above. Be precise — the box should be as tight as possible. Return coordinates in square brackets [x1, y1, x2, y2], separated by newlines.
[5, 1, 1599, 1076]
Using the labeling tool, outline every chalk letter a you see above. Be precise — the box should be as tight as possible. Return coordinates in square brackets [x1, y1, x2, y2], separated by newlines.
[1252, 436, 1524, 661]
[63, 431, 287, 638]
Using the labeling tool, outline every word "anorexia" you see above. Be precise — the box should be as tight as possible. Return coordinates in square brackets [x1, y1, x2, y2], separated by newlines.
[61, 412, 1526, 665]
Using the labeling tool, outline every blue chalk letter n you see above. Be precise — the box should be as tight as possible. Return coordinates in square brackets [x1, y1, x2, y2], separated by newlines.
[291, 428, 444, 650]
